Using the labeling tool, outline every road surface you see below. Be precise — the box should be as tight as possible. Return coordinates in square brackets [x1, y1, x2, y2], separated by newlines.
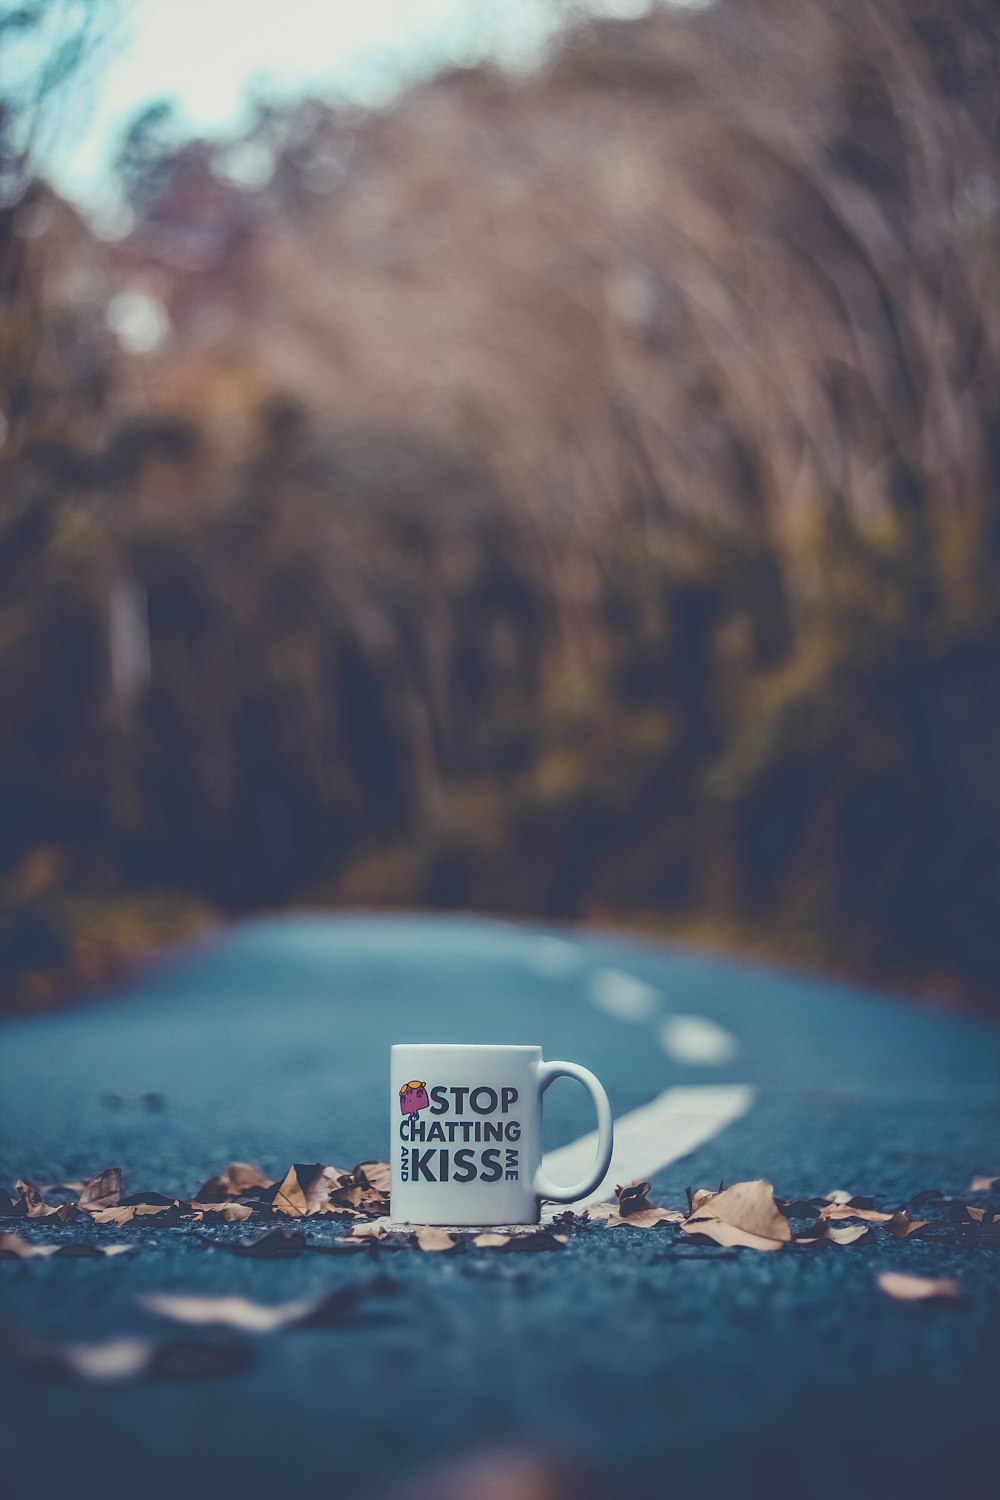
[1, 913, 998, 1499]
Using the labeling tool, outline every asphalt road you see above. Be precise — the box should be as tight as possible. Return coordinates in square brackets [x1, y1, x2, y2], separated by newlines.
[1, 913, 998, 1500]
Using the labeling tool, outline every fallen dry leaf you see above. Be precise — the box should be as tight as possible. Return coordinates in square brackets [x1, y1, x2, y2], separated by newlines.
[683, 1218, 784, 1251]
[302, 1165, 348, 1216]
[85, 1205, 136, 1227]
[354, 1161, 391, 1195]
[327, 1161, 391, 1218]
[878, 1272, 961, 1302]
[0, 1232, 60, 1258]
[0, 1232, 133, 1259]
[78, 1167, 122, 1209]
[796, 1223, 870, 1247]
[819, 1204, 893, 1224]
[969, 1175, 999, 1193]
[823, 1223, 871, 1246]
[550, 1210, 590, 1234]
[19, 1336, 254, 1382]
[827, 1188, 869, 1212]
[35, 1338, 154, 1380]
[14, 1181, 72, 1222]
[52, 1242, 134, 1258]
[777, 1198, 827, 1217]
[883, 1212, 932, 1240]
[190, 1201, 253, 1223]
[587, 1182, 683, 1230]
[268, 1165, 309, 1217]
[682, 1179, 791, 1252]
[196, 1162, 273, 1200]
[143, 1292, 318, 1332]
[471, 1231, 568, 1252]
[86, 1197, 182, 1226]
[415, 1227, 458, 1252]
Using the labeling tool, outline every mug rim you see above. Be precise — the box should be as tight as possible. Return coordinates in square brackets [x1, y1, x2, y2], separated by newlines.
[391, 1043, 541, 1052]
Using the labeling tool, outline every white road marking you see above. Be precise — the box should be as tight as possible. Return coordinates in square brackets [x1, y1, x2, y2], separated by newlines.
[588, 967, 661, 1022]
[659, 1014, 739, 1066]
[527, 936, 585, 979]
[540, 1082, 755, 1216]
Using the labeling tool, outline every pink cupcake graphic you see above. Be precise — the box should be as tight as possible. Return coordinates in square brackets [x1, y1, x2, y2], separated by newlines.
[399, 1080, 430, 1115]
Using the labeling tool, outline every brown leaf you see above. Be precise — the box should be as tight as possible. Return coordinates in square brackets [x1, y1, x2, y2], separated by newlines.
[143, 1292, 318, 1332]
[15, 1181, 65, 1221]
[415, 1227, 458, 1252]
[796, 1223, 870, 1246]
[819, 1204, 893, 1224]
[683, 1218, 786, 1251]
[85, 1205, 137, 1226]
[878, 1272, 961, 1301]
[299, 1164, 353, 1216]
[587, 1201, 682, 1229]
[353, 1160, 391, 1195]
[50, 1242, 134, 1258]
[472, 1231, 567, 1252]
[328, 1161, 391, 1218]
[778, 1199, 827, 1217]
[616, 1181, 652, 1214]
[268, 1165, 309, 1217]
[28, 1338, 154, 1380]
[87, 1198, 182, 1226]
[190, 1201, 253, 1223]
[969, 1175, 999, 1193]
[822, 1223, 871, 1246]
[0, 1232, 60, 1258]
[196, 1162, 273, 1200]
[821, 1188, 875, 1212]
[19, 1336, 253, 1382]
[586, 1180, 683, 1229]
[617, 1206, 683, 1228]
[78, 1167, 122, 1209]
[549, 1210, 590, 1234]
[682, 1179, 791, 1251]
[883, 1212, 931, 1239]
[616, 1181, 682, 1228]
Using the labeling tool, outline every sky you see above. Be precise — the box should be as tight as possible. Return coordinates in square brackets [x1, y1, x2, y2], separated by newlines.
[4, 0, 655, 212]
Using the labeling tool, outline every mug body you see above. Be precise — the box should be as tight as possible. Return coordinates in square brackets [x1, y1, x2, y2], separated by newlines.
[391, 1044, 542, 1225]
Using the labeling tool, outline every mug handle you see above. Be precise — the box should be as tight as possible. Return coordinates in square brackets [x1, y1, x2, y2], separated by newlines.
[533, 1060, 614, 1206]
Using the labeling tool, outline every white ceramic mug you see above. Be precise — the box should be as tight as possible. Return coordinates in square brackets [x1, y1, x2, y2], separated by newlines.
[390, 1043, 614, 1226]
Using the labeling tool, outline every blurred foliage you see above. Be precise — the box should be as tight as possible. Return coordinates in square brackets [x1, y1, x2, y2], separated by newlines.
[1, 0, 999, 1011]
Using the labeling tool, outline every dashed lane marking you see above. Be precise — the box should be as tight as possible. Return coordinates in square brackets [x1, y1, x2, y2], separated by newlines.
[587, 967, 662, 1023]
[659, 1014, 739, 1066]
[541, 1082, 755, 1216]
